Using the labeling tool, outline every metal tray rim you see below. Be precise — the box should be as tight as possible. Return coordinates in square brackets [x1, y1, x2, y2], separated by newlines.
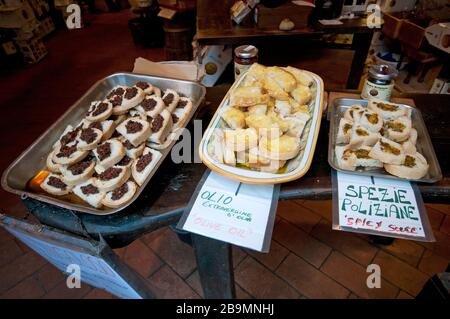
[1, 72, 206, 215]
[327, 98, 443, 183]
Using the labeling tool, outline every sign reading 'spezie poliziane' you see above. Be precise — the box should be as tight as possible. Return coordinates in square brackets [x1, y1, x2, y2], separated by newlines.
[332, 171, 435, 241]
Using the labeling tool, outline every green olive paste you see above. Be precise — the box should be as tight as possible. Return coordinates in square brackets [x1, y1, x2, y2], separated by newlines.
[380, 140, 400, 155]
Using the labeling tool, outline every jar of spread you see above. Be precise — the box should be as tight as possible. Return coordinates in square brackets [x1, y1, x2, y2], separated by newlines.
[361, 64, 398, 101]
[234, 45, 258, 79]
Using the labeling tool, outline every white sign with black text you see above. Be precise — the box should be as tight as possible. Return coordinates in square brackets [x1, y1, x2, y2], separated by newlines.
[178, 171, 277, 252]
[333, 171, 434, 241]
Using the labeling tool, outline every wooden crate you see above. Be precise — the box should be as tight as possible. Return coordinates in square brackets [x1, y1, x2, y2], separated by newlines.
[398, 19, 427, 50]
[382, 12, 404, 39]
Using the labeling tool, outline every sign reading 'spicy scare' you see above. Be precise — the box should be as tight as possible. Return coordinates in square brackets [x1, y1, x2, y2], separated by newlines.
[334, 172, 433, 240]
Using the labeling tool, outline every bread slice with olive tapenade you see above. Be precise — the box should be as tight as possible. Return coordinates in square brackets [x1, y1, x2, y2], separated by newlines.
[76, 127, 103, 151]
[131, 147, 162, 186]
[85, 101, 113, 122]
[72, 178, 105, 208]
[40, 173, 72, 196]
[161, 89, 180, 113]
[102, 180, 137, 208]
[116, 117, 152, 147]
[60, 158, 95, 186]
[93, 139, 125, 169]
[148, 109, 173, 145]
[94, 165, 131, 192]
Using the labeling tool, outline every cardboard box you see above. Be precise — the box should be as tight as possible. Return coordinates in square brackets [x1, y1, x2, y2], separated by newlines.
[0, 2, 36, 28]
[16, 34, 47, 64]
[13, 18, 39, 40]
[441, 82, 450, 95]
[198, 45, 232, 87]
[429, 78, 445, 94]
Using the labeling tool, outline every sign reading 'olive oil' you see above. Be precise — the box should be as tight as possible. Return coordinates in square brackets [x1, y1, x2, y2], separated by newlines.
[333, 171, 435, 241]
[178, 171, 279, 252]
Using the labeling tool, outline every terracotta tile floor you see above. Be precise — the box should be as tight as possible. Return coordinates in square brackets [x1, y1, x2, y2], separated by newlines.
[0, 200, 449, 299]
[0, 9, 449, 299]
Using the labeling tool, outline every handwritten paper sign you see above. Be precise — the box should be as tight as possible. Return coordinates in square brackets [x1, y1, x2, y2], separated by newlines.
[0, 215, 152, 299]
[178, 171, 278, 252]
[333, 171, 434, 241]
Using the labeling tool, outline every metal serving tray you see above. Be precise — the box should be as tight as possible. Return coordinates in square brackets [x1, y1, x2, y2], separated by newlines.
[1, 72, 206, 215]
[328, 98, 442, 183]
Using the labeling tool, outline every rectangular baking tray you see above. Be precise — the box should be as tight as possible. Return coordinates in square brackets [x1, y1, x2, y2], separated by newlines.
[199, 69, 324, 184]
[1, 72, 206, 215]
[328, 98, 442, 183]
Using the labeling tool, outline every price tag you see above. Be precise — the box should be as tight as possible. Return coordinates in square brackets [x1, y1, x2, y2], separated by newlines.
[178, 171, 279, 252]
[332, 171, 435, 241]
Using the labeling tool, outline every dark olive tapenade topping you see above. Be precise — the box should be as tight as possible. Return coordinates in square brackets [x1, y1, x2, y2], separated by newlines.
[60, 130, 78, 146]
[135, 81, 149, 90]
[80, 128, 98, 144]
[151, 114, 164, 132]
[117, 155, 132, 167]
[48, 176, 67, 190]
[88, 121, 103, 131]
[111, 183, 129, 200]
[125, 120, 143, 134]
[136, 153, 153, 172]
[163, 93, 174, 106]
[107, 87, 125, 99]
[91, 102, 109, 117]
[110, 95, 122, 107]
[67, 160, 91, 175]
[177, 99, 188, 108]
[56, 143, 78, 158]
[81, 184, 99, 195]
[125, 87, 138, 100]
[122, 139, 135, 150]
[141, 98, 157, 112]
[97, 142, 111, 161]
[98, 167, 122, 181]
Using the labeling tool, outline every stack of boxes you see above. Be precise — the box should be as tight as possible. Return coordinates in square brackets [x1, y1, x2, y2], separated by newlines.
[0, 0, 54, 65]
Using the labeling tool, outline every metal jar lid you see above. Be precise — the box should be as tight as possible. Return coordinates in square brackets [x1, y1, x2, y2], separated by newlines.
[235, 45, 258, 59]
[368, 64, 398, 81]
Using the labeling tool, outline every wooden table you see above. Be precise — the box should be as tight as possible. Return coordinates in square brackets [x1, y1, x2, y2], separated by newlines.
[196, 0, 374, 89]
[22, 87, 450, 298]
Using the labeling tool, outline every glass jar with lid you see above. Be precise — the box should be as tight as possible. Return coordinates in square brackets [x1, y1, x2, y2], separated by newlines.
[234, 45, 258, 79]
[361, 64, 398, 101]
